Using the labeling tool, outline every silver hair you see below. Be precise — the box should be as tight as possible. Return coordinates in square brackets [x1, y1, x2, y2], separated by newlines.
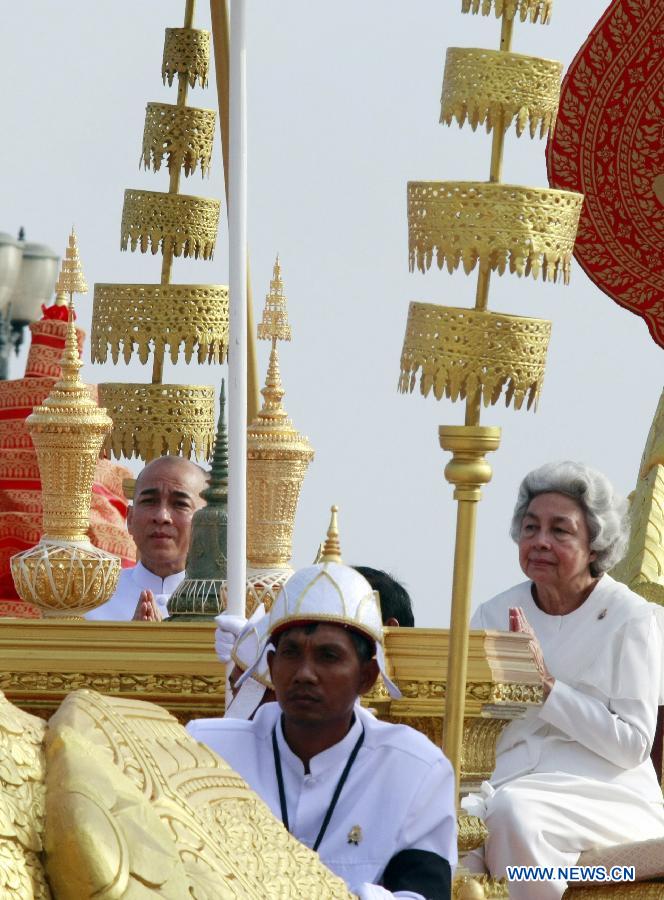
[509, 461, 630, 576]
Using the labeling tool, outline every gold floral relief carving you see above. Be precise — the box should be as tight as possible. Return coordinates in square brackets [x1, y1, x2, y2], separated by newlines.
[0, 692, 51, 898]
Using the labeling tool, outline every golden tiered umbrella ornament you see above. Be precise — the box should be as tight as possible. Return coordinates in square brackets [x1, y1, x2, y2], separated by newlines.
[10, 231, 120, 617]
[91, 0, 228, 461]
[398, 0, 583, 892]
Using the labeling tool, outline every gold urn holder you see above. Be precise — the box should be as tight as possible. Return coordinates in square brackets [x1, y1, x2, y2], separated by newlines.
[10, 232, 121, 618]
[246, 258, 315, 609]
[398, 0, 583, 881]
[92, 4, 227, 462]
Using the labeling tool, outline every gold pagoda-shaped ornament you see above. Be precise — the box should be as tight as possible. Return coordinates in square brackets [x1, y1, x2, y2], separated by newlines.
[245, 257, 314, 614]
[10, 230, 120, 617]
[91, 1, 228, 461]
[397, 1, 583, 891]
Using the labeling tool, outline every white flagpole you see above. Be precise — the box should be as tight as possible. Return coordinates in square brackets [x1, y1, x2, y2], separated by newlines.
[227, 0, 247, 617]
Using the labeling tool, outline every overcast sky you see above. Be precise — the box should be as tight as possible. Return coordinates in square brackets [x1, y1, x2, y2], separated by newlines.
[2, 2, 661, 626]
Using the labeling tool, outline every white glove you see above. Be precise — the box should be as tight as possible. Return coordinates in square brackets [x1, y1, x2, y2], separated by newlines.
[214, 613, 247, 663]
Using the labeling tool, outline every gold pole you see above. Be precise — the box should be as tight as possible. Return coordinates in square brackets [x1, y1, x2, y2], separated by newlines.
[442, 15, 513, 799]
[440, 426, 500, 799]
[466, 14, 514, 424]
[153, 0, 197, 384]
[210, 0, 261, 423]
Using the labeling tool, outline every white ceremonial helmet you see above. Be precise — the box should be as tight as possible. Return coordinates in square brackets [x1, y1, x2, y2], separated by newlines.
[237, 506, 401, 701]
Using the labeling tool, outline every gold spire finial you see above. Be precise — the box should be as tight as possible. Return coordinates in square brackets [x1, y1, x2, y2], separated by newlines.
[320, 505, 342, 564]
[55, 227, 88, 297]
[257, 254, 291, 344]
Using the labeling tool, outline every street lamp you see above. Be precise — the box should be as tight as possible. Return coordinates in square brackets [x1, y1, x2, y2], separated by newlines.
[0, 230, 59, 380]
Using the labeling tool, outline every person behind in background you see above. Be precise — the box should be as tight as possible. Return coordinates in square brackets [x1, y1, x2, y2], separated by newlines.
[463, 461, 664, 900]
[86, 456, 208, 622]
[354, 567, 415, 627]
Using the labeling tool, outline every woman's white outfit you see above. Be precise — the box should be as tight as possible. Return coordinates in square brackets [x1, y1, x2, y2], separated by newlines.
[463, 574, 664, 899]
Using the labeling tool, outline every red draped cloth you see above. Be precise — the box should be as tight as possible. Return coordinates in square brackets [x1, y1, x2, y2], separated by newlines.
[547, 0, 664, 348]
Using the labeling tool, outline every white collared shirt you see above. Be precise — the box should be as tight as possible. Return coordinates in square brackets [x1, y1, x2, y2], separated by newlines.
[187, 702, 457, 895]
[85, 562, 185, 621]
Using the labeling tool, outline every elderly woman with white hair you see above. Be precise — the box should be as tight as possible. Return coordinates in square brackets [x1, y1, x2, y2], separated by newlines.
[464, 460, 664, 899]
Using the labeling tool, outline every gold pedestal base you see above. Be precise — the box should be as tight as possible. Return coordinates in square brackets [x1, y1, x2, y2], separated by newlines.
[10, 541, 120, 618]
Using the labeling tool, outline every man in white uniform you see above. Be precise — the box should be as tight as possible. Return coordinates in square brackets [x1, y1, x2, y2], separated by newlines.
[188, 518, 456, 899]
[86, 456, 207, 621]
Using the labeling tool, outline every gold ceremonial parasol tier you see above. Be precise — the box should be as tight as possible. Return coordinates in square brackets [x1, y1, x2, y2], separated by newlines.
[162, 26, 210, 87]
[441, 48, 562, 138]
[407, 181, 583, 283]
[120, 189, 220, 260]
[98, 383, 215, 461]
[91, 283, 229, 366]
[399, 305, 550, 412]
[142, 102, 216, 176]
[461, 0, 552, 23]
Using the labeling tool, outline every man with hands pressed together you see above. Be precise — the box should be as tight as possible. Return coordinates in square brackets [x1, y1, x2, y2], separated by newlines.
[86, 456, 207, 622]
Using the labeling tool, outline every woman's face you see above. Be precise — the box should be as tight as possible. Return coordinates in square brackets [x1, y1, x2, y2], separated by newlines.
[518, 492, 597, 591]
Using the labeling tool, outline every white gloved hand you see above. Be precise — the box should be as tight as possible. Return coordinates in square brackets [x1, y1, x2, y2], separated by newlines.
[214, 613, 247, 663]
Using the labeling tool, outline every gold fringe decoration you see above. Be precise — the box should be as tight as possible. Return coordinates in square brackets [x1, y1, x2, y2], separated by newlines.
[120, 189, 220, 259]
[162, 27, 210, 88]
[92, 284, 229, 366]
[461, 0, 552, 24]
[408, 181, 583, 283]
[399, 304, 551, 411]
[98, 383, 215, 462]
[441, 49, 562, 138]
[142, 103, 216, 177]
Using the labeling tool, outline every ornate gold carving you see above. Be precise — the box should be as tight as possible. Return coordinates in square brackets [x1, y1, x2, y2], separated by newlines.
[99, 383, 215, 461]
[121, 189, 220, 260]
[441, 48, 562, 138]
[408, 182, 583, 283]
[142, 102, 216, 176]
[461, 717, 506, 784]
[0, 691, 50, 899]
[45, 690, 354, 899]
[564, 887, 664, 899]
[11, 544, 120, 619]
[461, 0, 552, 23]
[91, 283, 229, 365]
[162, 27, 210, 88]
[247, 258, 314, 568]
[612, 390, 664, 604]
[0, 671, 225, 695]
[453, 873, 509, 899]
[54, 230, 87, 296]
[11, 233, 120, 618]
[245, 567, 290, 616]
[458, 814, 489, 854]
[399, 304, 551, 411]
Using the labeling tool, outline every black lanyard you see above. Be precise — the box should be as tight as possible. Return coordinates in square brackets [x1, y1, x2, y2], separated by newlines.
[272, 718, 365, 853]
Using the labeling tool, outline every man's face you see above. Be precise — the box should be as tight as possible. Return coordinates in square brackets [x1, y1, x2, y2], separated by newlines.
[268, 624, 378, 728]
[127, 458, 207, 578]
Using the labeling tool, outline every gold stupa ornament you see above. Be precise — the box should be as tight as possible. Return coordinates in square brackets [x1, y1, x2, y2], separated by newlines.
[10, 231, 120, 617]
[245, 257, 314, 614]
[397, 0, 583, 881]
[92, 1, 228, 461]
